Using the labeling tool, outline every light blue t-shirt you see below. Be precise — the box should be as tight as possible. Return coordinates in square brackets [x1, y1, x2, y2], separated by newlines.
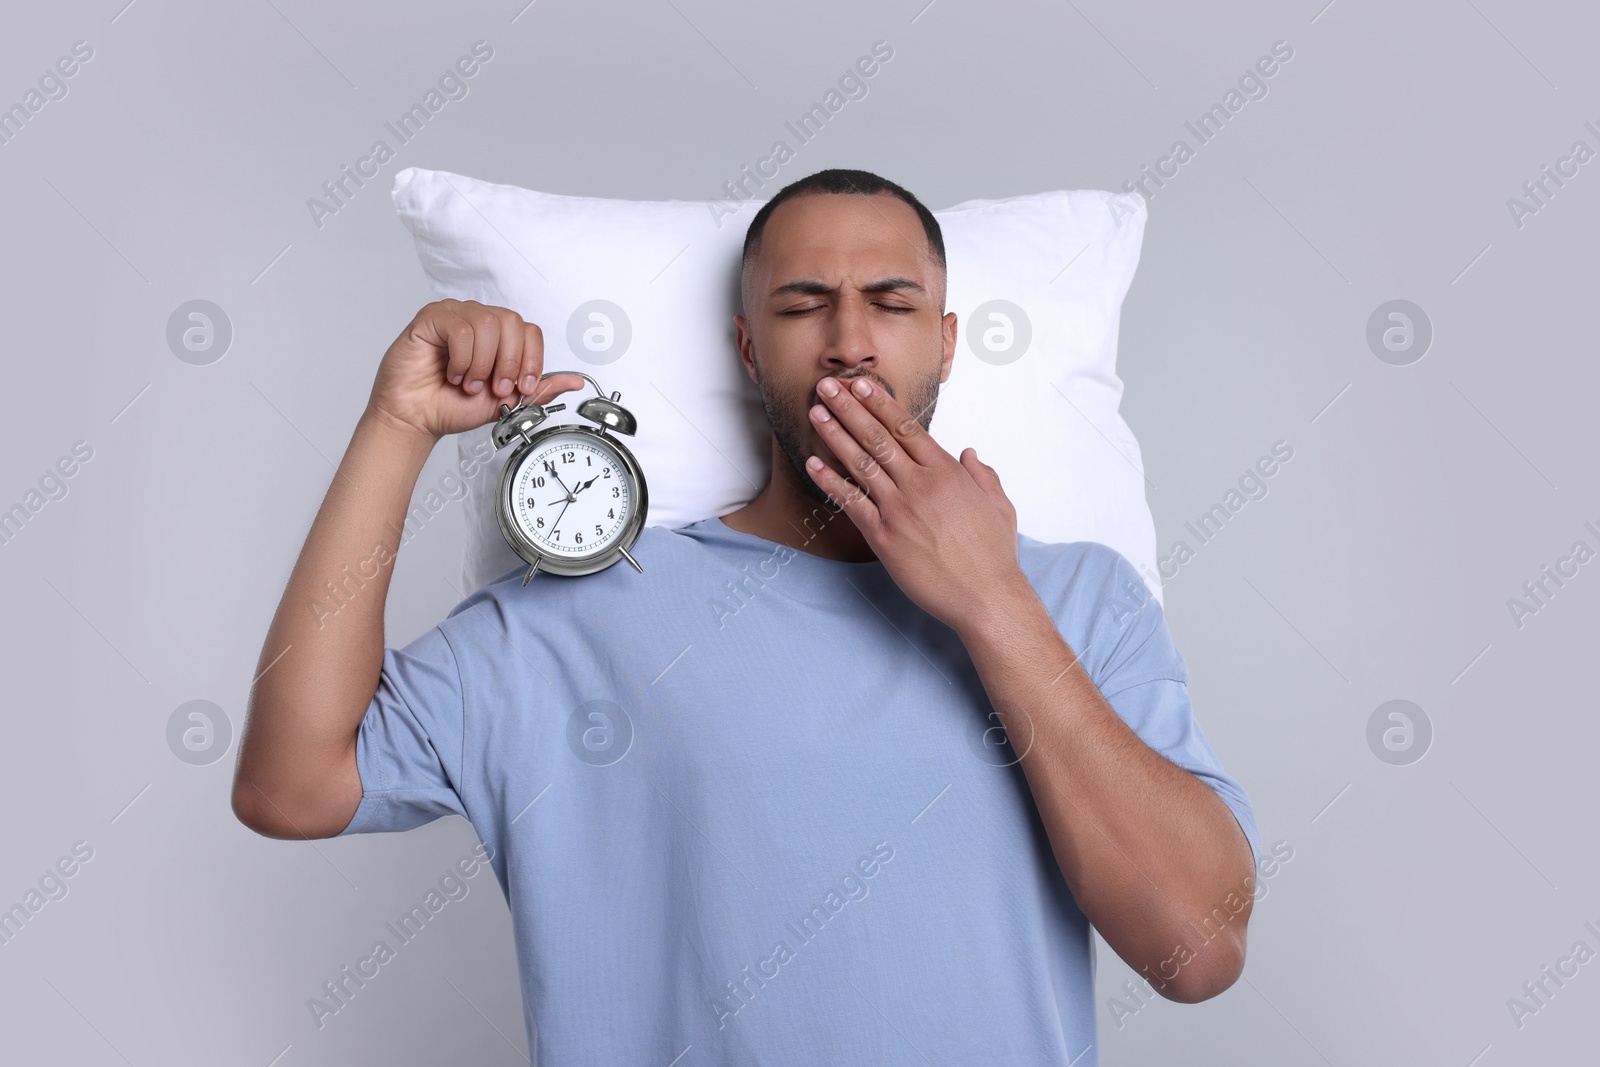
[339, 514, 1259, 1065]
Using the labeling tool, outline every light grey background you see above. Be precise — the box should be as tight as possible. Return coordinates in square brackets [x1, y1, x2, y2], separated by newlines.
[2, 0, 1594, 1063]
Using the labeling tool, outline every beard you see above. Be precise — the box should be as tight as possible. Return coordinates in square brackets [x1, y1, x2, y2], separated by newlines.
[753, 353, 942, 510]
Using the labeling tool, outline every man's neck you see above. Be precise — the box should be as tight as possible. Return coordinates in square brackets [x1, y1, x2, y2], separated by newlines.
[719, 444, 878, 563]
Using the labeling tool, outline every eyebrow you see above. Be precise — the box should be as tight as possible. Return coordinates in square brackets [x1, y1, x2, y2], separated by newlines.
[770, 276, 927, 299]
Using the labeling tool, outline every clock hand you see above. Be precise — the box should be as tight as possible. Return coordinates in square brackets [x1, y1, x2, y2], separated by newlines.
[542, 465, 580, 506]
[542, 461, 574, 498]
[546, 479, 586, 506]
[550, 496, 573, 537]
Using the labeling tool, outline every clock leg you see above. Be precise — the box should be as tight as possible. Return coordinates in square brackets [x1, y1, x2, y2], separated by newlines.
[521, 558, 542, 587]
[619, 546, 643, 574]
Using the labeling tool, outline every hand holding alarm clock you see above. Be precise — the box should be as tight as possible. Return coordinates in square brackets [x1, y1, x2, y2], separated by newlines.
[366, 299, 646, 586]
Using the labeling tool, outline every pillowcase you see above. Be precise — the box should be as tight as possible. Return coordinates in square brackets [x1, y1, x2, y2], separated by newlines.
[390, 167, 1160, 603]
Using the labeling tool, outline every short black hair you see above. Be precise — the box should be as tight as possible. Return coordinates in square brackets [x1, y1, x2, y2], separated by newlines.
[740, 168, 946, 312]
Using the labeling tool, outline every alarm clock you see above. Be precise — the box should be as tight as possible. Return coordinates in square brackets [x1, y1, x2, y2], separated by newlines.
[489, 370, 647, 585]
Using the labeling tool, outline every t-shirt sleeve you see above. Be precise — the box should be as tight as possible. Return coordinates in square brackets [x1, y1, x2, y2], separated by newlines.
[1064, 545, 1262, 869]
[336, 624, 468, 836]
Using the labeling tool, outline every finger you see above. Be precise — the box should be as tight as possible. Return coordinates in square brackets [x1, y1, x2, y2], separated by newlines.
[516, 321, 545, 397]
[533, 371, 586, 404]
[844, 375, 944, 467]
[804, 453, 880, 531]
[809, 396, 895, 498]
[962, 449, 1016, 516]
[440, 304, 478, 388]
[517, 321, 586, 405]
[462, 307, 503, 396]
[487, 310, 524, 399]
[817, 377, 904, 483]
[961, 447, 1000, 490]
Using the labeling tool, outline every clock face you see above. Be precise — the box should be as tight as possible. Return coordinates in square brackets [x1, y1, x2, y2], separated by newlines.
[507, 431, 634, 558]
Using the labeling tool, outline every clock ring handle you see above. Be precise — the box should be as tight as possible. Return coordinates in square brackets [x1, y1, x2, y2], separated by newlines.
[515, 370, 608, 411]
[521, 371, 637, 437]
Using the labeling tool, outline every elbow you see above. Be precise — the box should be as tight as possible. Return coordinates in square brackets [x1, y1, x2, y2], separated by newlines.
[1156, 926, 1248, 1004]
[231, 776, 306, 840]
[231, 769, 359, 840]
[1160, 960, 1245, 1004]
[231, 777, 282, 838]
[230, 711, 363, 839]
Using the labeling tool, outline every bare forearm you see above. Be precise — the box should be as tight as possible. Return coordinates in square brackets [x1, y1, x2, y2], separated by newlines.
[234, 407, 437, 833]
[955, 579, 1255, 1000]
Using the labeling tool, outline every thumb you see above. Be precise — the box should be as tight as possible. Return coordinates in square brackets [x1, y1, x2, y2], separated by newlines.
[962, 448, 1007, 501]
[960, 447, 998, 489]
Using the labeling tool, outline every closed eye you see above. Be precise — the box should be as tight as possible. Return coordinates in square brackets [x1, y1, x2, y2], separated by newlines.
[781, 304, 916, 315]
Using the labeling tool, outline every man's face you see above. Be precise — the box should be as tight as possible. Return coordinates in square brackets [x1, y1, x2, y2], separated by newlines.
[735, 192, 958, 508]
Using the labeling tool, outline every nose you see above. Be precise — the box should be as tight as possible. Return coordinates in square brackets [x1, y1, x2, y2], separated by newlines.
[820, 293, 877, 374]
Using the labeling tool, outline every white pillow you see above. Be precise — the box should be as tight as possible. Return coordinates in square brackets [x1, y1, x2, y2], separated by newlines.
[390, 167, 1160, 603]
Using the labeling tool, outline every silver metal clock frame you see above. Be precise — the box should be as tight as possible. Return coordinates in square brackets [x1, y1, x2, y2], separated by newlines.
[491, 371, 648, 585]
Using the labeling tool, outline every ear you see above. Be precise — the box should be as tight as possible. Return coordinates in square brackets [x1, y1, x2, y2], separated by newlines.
[733, 314, 759, 385]
[939, 311, 957, 384]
